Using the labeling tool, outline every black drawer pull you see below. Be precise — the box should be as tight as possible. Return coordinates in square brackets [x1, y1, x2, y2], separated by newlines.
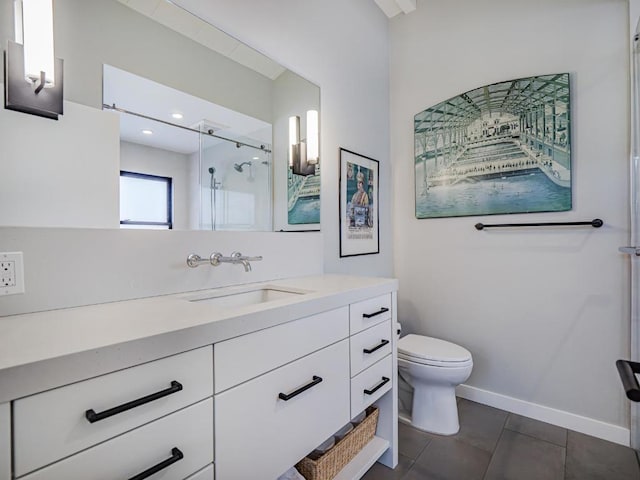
[279, 376, 323, 401]
[362, 307, 389, 319]
[364, 376, 390, 395]
[128, 447, 184, 480]
[363, 339, 390, 354]
[85, 380, 183, 423]
[616, 359, 640, 402]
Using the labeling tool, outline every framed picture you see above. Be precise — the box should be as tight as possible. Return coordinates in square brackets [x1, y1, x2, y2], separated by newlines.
[339, 148, 379, 257]
[414, 73, 571, 218]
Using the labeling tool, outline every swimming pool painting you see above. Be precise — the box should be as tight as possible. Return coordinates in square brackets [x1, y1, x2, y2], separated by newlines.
[414, 73, 572, 218]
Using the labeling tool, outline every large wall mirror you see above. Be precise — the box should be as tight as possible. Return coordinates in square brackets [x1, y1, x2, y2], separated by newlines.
[0, 0, 320, 231]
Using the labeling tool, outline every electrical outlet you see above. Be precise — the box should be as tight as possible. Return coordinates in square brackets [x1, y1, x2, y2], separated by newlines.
[1, 261, 16, 287]
[0, 252, 24, 296]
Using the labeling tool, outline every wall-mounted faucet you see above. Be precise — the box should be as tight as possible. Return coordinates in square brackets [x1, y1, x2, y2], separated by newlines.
[186, 251, 263, 272]
[211, 251, 262, 272]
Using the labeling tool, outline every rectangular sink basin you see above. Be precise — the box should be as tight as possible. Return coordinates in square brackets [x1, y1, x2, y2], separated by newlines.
[186, 287, 306, 309]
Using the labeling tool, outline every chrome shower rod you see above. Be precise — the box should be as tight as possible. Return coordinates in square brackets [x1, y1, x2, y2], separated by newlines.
[102, 103, 272, 153]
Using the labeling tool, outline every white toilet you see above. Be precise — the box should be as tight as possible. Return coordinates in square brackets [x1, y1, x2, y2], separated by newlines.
[397, 334, 473, 435]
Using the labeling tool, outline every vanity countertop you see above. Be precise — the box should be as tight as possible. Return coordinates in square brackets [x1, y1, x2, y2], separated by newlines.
[0, 274, 397, 402]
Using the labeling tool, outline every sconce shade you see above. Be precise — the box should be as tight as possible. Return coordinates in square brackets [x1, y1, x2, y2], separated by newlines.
[289, 115, 299, 168]
[21, 0, 56, 86]
[289, 113, 318, 176]
[306, 110, 318, 164]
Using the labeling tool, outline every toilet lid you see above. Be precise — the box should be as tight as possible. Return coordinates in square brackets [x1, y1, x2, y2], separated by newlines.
[398, 334, 472, 363]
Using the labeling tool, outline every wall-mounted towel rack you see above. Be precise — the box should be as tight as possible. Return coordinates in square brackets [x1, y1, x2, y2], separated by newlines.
[474, 219, 603, 230]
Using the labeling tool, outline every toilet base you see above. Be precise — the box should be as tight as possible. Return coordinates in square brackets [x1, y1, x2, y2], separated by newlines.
[411, 384, 460, 436]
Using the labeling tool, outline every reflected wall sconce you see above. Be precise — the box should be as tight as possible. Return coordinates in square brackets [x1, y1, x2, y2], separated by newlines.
[4, 0, 63, 120]
[289, 109, 319, 176]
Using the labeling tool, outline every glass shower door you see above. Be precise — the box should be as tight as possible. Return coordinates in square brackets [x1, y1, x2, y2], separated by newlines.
[619, 22, 640, 450]
[199, 130, 272, 231]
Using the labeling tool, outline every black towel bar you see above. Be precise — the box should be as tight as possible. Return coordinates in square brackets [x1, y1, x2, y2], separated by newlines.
[475, 219, 603, 230]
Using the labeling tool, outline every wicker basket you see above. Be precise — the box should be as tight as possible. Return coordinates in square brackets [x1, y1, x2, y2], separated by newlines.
[295, 406, 379, 480]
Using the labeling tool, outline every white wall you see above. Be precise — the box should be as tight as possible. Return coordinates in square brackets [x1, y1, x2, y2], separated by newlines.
[391, 0, 630, 438]
[0, 0, 391, 317]
[0, 227, 323, 317]
[120, 141, 193, 230]
[0, 101, 120, 228]
[177, 0, 393, 276]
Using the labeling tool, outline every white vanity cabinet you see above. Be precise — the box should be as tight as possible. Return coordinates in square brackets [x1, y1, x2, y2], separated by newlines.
[349, 294, 394, 417]
[214, 294, 397, 480]
[0, 403, 9, 480]
[0, 275, 398, 480]
[12, 346, 214, 480]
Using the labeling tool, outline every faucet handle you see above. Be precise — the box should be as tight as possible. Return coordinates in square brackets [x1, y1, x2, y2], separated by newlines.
[230, 251, 242, 259]
[210, 252, 223, 266]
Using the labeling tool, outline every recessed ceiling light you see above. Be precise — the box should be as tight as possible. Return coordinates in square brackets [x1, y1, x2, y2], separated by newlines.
[252, 157, 259, 160]
[171, 112, 183, 120]
[142, 129, 153, 135]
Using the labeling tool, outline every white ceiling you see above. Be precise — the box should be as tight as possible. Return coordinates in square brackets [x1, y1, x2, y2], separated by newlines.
[373, 0, 417, 18]
[118, 0, 286, 80]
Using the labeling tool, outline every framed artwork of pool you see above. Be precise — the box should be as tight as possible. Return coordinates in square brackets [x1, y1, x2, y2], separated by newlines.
[414, 73, 572, 219]
[339, 148, 379, 257]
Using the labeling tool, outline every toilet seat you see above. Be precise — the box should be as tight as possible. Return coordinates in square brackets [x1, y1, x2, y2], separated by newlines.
[398, 334, 472, 367]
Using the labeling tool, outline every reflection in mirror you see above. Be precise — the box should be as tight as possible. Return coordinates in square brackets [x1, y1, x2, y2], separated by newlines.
[0, 0, 320, 231]
[103, 65, 272, 231]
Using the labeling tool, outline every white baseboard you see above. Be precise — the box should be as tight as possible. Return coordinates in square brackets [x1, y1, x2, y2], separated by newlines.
[457, 384, 630, 447]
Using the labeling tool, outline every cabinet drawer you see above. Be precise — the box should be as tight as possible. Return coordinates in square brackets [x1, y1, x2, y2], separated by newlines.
[215, 340, 350, 480]
[351, 356, 393, 417]
[350, 320, 392, 376]
[349, 294, 392, 334]
[14, 346, 213, 476]
[187, 464, 214, 480]
[22, 398, 213, 480]
[215, 307, 348, 392]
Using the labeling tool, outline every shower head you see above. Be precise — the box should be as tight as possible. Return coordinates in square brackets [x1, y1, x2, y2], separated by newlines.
[233, 161, 252, 173]
[208, 166, 215, 174]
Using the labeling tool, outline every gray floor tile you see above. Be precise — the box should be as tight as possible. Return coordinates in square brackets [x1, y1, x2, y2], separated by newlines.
[361, 454, 414, 480]
[504, 413, 567, 447]
[566, 431, 640, 480]
[454, 399, 508, 453]
[484, 429, 565, 480]
[398, 421, 435, 460]
[403, 435, 491, 480]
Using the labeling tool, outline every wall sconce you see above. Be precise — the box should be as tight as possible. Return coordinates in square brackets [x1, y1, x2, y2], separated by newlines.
[289, 109, 319, 176]
[4, 0, 63, 120]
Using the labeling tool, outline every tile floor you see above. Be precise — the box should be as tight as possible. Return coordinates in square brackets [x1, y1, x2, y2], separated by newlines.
[362, 399, 640, 480]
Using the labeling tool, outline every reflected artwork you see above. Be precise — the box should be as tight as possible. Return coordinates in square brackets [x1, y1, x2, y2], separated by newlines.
[414, 73, 572, 219]
[288, 169, 320, 225]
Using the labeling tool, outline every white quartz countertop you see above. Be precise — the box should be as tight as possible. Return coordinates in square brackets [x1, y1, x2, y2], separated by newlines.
[0, 274, 397, 402]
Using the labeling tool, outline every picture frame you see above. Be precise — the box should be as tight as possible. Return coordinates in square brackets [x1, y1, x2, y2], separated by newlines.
[414, 73, 571, 219]
[339, 148, 379, 257]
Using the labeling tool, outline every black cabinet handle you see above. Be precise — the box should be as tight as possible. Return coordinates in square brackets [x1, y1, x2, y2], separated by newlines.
[363, 307, 389, 319]
[616, 359, 640, 402]
[279, 376, 323, 401]
[85, 380, 183, 423]
[364, 376, 390, 395]
[363, 339, 390, 354]
[128, 447, 184, 480]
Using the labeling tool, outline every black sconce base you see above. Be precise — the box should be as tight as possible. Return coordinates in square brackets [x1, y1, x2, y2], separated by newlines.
[4, 40, 63, 120]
